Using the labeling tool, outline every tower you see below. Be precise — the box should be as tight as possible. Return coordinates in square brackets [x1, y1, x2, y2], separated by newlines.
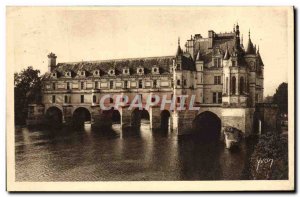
[48, 52, 57, 72]
[245, 30, 259, 107]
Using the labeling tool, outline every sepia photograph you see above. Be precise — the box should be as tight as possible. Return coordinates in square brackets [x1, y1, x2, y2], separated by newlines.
[6, 6, 294, 191]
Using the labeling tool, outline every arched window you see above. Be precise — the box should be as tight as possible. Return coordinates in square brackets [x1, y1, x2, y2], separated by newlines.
[231, 76, 236, 95]
[240, 77, 244, 94]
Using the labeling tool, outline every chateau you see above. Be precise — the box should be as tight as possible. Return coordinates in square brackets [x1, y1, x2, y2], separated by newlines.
[27, 24, 271, 137]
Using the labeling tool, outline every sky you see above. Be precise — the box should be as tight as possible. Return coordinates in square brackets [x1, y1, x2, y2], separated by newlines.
[7, 7, 291, 96]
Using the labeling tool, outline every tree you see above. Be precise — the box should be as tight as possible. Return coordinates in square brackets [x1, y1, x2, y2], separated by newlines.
[250, 132, 288, 180]
[14, 67, 42, 125]
[263, 95, 273, 103]
[273, 83, 288, 114]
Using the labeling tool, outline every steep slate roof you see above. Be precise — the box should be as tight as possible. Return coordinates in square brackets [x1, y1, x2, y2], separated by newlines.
[194, 32, 248, 67]
[49, 56, 174, 78]
[181, 53, 196, 71]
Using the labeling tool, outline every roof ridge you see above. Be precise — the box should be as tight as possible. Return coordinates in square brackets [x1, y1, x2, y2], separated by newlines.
[58, 55, 174, 65]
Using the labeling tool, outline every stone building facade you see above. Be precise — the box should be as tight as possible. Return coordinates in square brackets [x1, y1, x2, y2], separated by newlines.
[27, 24, 265, 136]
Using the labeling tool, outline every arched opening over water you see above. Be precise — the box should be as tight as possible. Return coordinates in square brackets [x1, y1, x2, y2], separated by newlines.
[111, 109, 121, 124]
[161, 110, 171, 132]
[73, 107, 91, 128]
[192, 111, 221, 142]
[131, 108, 150, 128]
[45, 107, 63, 127]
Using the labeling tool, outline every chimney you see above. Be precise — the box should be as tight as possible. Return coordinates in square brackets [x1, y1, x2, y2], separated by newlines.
[47, 52, 57, 72]
[208, 30, 215, 49]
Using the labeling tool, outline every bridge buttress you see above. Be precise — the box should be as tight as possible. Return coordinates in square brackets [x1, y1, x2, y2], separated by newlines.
[174, 110, 197, 135]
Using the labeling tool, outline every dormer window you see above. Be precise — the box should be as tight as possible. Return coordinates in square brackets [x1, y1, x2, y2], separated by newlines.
[94, 70, 100, 77]
[108, 69, 115, 76]
[152, 66, 159, 74]
[51, 72, 57, 78]
[137, 67, 144, 75]
[123, 68, 130, 75]
[213, 57, 222, 67]
[65, 71, 71, 77]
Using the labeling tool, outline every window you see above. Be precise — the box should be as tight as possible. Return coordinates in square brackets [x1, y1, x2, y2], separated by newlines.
[218, 58, 221, 67]
[81, 71, 84, 76]
[67, 82, 70, 90]
[93, 95, 96, 103]
[226, 77, 228, 94]
[124, 81, 128, 88]
[183, 79, 187, 86]
[110, 81, 114, 89]
[232, 60, 237, 67]
[52, 95, 56, 103]
[218, 92, 222, 103]
[95, 81, 99, 89]
[139, 80, 143, 88]
[52, 83, 56, 90]
[213, 92, 217, 103]
[214, 76, 221, 84]
[214, 58, 218, 67]
[95, 71, 98, 75]
[239, 77, 244, 94]
[231, 76, 236, 94]
[81, 95, 84, 103]
[213, 92, 222, 104]
[64, 95, 68, 103]
[80, 82, 84, 90]
[177, 79, 181, 86]
[153, 80, 157, 88]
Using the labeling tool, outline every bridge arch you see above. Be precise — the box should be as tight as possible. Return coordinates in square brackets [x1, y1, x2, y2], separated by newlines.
[131, 108, 150, 128]
[192, 111, 221, 142]
[112, 109, 121, 124]
[45, 106, 63, 127]
[73, 107, 92, 127]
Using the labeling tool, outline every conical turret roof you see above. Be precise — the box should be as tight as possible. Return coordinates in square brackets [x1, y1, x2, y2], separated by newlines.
[257, 46, 264, 66]
[176, 38, 183, 57]
[246, 30, 256, 55]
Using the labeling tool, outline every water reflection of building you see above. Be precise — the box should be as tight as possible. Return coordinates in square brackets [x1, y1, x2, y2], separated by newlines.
[27, 24, 277, 137]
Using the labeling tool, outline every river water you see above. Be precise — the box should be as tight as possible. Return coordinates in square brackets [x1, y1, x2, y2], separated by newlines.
[15, 123, 256, 181]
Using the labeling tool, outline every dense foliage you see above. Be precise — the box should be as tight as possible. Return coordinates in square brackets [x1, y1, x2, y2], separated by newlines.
[14, 67, 42, 125]
[250, 132, 288, 180]
[273, 82, 288, 114]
